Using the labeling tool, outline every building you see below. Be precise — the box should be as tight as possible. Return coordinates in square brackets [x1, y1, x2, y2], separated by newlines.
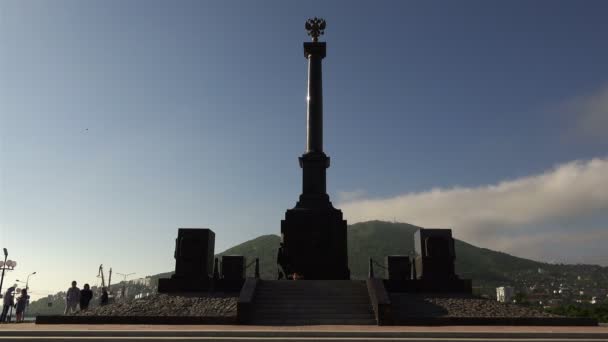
[496, 286, 515, 303]
[129, 277, 152, 287]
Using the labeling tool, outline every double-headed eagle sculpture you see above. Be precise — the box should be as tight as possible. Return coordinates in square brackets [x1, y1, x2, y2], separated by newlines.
[305, 17, 326, 42]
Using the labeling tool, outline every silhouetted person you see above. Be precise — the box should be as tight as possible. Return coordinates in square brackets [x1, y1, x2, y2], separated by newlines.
[15, 289, 28, 323]
[0, 284, 16, 322]
[64, 281, 80, 315]
[277, 243, 291, 278]
[100, 287, 109, 306]
[79, 284, 93, 311]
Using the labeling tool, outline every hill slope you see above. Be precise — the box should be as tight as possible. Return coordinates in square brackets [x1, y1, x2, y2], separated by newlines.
[216, 220, 546, 284]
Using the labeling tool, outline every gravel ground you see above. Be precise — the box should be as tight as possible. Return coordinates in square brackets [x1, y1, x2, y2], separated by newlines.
[76, 293, 238, 317]
[391, 293, 559, 318]
[73, 292, 555, 319]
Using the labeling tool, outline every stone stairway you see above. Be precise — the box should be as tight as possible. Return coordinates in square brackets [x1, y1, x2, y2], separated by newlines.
[250, 280, 376, 325]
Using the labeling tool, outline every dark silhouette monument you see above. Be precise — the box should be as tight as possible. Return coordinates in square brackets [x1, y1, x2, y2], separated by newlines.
[158, 228, 215, 292]
[414, 228, 456, 280]
[278, 18, 350, 280]
[221, 255, 246, 281]
[385, 255, 413, 281]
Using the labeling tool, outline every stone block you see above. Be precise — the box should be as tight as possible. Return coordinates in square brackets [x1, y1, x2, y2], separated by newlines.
[221, 255, 246, 281]
[158, 228, 215, 293]
[385, 256, 412, 281]
[280, 207, 350, 279]
[414, 228, 456, 280]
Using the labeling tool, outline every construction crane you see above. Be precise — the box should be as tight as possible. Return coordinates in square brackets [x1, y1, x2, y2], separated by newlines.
[108, 267, 112, 290]
[97, 264, 106, 288]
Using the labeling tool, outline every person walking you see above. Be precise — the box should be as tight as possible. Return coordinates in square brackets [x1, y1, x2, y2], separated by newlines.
[79, 284, 93, 311]
[64, 281, 80, 315]
[0, 284, 16, 323]
[15, 289, 28, 323]
[100, 287, 109, 306]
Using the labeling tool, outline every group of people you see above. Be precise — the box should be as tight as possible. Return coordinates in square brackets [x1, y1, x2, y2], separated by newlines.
[64, 281, 109, 315]
[1, 284, 29, 323]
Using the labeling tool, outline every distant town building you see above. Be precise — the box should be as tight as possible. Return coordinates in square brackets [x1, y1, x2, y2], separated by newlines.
[129, 277, 152, 287]
[496, 286, 514, 303]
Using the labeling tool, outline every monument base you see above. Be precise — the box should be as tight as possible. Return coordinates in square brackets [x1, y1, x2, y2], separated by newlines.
[384, 278, 472, 293]
[280, 206, 350, 279]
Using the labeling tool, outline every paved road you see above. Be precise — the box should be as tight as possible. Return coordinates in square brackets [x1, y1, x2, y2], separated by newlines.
[1, 328, 608, 341]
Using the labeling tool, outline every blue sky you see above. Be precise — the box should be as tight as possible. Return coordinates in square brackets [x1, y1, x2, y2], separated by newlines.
[1, 0, 608, 298]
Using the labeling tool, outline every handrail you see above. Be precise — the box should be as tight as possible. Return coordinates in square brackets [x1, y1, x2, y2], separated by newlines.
[366, 278, 392, 325]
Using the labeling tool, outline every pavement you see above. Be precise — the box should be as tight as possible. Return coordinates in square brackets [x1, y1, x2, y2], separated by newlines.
[0, 324, 608, 341]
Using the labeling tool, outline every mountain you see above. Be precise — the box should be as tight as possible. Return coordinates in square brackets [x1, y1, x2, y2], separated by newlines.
[28, 220, 608, 315]
[215, 220, 546, 286]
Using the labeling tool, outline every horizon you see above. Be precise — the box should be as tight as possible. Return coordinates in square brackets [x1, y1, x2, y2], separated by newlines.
[2, 0, 608, 299]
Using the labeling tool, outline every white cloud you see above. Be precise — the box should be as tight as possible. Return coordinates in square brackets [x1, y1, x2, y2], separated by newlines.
[563, 85, 608, 141]
[337, 189, 367, 203]
[339, 157, 608, 264]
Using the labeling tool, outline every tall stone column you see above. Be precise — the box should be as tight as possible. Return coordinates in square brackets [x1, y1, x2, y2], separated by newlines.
[279, 18, 350, 280]
[305, 40, 325, 153]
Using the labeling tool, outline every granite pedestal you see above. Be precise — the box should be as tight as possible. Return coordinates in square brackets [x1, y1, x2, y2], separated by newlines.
[158, 228, 215, 293]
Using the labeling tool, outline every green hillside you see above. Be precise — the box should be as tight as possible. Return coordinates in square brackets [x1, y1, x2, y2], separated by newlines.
[215, 220, 547, 286]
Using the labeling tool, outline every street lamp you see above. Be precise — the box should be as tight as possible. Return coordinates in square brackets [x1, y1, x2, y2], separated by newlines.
[26, 272, 36, 290]
[0, 248, 17, 297]
[15, 272, 35, 319]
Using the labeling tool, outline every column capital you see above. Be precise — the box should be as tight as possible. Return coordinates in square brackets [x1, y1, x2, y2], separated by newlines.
[304, 42, 326, 59]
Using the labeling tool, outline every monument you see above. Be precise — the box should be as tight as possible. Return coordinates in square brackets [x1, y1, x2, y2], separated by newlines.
[414, 228, 457, 280]
[385, 255, 413, 281]
[158, 228, 215, 292]
[278, 18, 350, 280]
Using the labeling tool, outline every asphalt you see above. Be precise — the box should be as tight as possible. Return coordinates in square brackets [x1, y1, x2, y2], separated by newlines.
[0, 323, 607, 341]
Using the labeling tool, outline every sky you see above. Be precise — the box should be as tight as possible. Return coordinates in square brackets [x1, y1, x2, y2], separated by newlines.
[1, 0, 608, 299]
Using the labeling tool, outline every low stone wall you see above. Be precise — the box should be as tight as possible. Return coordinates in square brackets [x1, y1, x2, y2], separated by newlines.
[389, 293, 597, 326]
[37, 293, 238, 324]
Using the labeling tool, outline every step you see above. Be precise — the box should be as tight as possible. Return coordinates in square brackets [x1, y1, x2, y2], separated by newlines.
[252, 313, 374, 318]
[252, 308, 373, 313]
[253, 303, 372, 309]
[252, 303, 372, 308]
[253, 297, 370, 302]
[247, 280, 375, 326]
[255, 292, 369, 296]
[250, 318, 377, 325]
[255, 290, 369, 295]
[254, 301, 372, 305]
[256, 288, 368, 292]
[258, 290, 367, 292]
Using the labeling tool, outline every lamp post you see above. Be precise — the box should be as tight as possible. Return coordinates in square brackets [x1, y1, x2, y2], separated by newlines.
[25, 272, 36, 290]
[16, 273, 35, 320]
[0, 248, 17, 297]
